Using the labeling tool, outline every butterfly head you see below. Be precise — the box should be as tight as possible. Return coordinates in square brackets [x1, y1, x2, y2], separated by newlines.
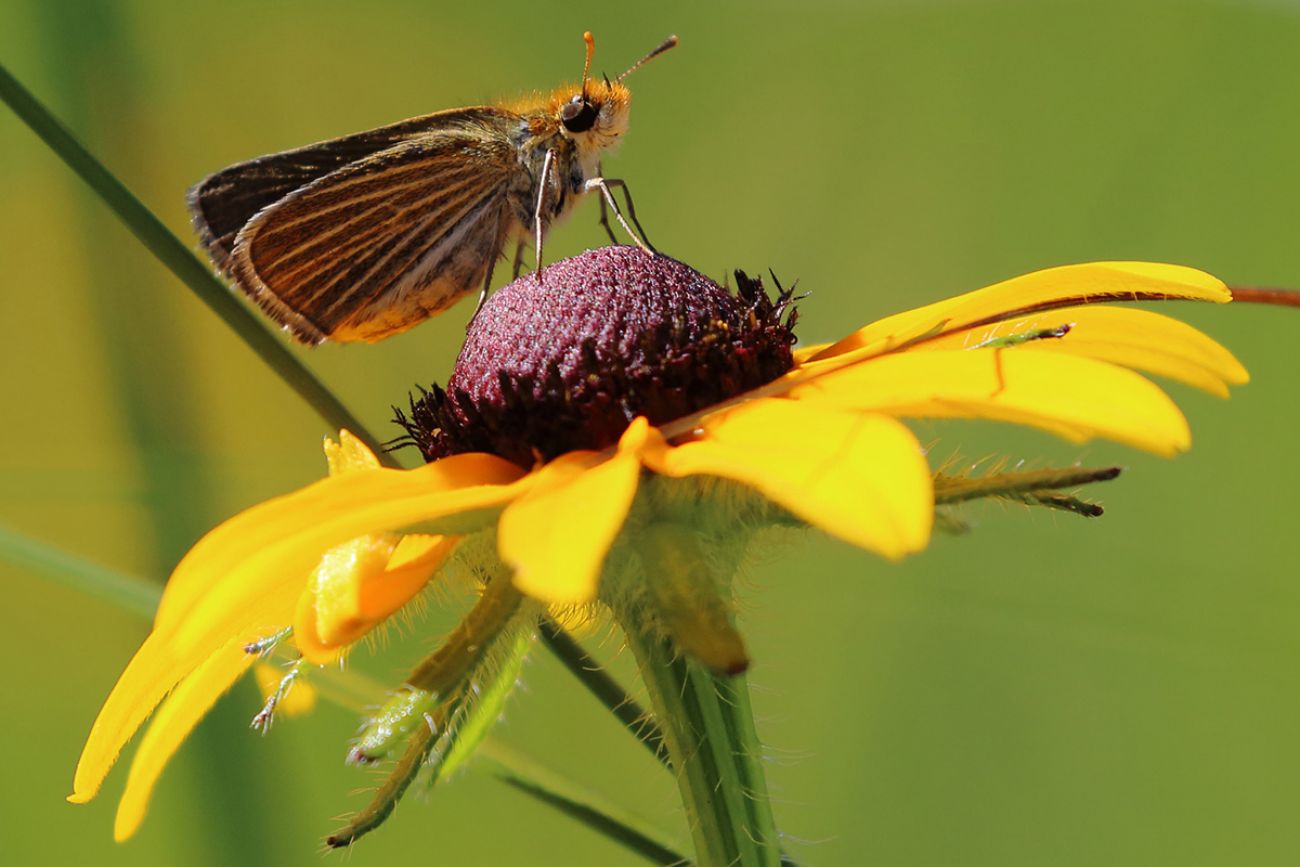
[552, 32, 676, 152]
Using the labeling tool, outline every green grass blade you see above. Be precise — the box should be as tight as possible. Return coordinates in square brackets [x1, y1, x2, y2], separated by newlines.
[482, 740, 690, 866]
[0, 62, 394, 465]
[539, 617, 672, 769]
[0, 523, 160, 618]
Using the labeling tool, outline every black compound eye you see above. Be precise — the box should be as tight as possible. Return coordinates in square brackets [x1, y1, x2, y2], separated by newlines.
[561, 97, 598, 133]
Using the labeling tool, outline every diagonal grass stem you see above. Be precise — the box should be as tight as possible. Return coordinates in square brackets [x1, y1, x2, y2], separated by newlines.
[0, 62, 394, 465]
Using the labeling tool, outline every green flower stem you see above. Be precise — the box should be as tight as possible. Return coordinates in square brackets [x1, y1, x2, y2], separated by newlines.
[0, 62, 394, 466]
[624, 628, 781, 867]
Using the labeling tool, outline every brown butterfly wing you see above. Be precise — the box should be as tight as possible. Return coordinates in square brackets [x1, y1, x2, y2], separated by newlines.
[190, 108, 491, 268]
[191, 107, 523, 344]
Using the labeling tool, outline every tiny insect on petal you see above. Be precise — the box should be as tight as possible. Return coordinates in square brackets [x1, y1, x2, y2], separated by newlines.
[807, 261, 1231, 365]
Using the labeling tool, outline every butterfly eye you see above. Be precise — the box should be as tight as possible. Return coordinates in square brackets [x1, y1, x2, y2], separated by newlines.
[561, 98, 598, 133]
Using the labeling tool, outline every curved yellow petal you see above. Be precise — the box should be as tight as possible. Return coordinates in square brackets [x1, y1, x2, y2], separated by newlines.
[361, 534, 458, 622]
[304, 536, 397, 647]
[294, 533, 458, 664]
[808, 262, 1230, 364]
[790, 349, 1191, 456]
[73, 453, 526, 805]
[154, 451, 524, 633]
[69, 594, 292, 806]
[645, 400, 933, 558]
[499, 421, 650, 605]
[917, 306, 1249, 397]
[291, 588, 342, 665]
[160, 457, 527, 681]
[111, 640, 255, 840]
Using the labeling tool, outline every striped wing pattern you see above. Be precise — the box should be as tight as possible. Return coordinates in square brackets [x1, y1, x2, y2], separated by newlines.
[190, 107, 523, 344]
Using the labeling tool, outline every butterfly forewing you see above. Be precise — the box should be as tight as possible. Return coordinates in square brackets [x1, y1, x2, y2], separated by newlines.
[189, 110, 481, 266]
[192, 107, 523, 344]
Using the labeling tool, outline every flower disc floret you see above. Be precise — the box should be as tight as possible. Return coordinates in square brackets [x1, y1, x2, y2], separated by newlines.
[397, 246, 797, 465]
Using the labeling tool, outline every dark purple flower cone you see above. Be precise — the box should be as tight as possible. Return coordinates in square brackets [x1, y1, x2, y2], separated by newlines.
[395, 247, 797, 466]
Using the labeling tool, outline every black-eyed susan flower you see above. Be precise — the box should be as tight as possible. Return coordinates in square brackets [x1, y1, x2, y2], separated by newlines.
[70, 246, 1249, 855]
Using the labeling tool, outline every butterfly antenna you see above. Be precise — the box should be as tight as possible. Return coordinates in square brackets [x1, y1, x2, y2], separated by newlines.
[581, 31, 595, 99]
[616, 35, 679, 83]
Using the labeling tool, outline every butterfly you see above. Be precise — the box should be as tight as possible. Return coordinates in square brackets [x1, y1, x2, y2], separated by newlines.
[188, 32, 677, 345]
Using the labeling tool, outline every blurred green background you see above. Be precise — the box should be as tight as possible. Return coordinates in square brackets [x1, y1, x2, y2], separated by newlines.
[2, 0, 1298, 864]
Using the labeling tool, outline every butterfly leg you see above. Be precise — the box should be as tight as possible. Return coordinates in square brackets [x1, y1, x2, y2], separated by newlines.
[533, 148, 557, 280]
[594, 161, 619, 244]
[584, 177, 656, 254]
[470, 255, 497, 324]
[597, 193, 620, 245]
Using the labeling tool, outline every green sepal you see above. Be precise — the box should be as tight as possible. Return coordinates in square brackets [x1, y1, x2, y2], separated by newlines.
[435, 627, 533, 781]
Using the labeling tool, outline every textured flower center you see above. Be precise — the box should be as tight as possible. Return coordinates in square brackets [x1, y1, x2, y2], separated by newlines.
[397, 246, 797, 465]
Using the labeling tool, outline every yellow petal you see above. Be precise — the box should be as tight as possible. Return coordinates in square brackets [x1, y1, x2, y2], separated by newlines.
[111, 640, 255, 840]
[645, 400, 933, 558]
[153, 452, 525, 639]
[917, 306, 1249, 397]
[294, 533, 458, 664]
[499, 421, 650, 604]
[291, 589, 342, 665]
[792, 342, 833, 364]
[790, 349, 1191, 456]
[72, 453, 526, 805]
[808, 262, 1230, 365]
[362, 534, 458, 622]
[304, 535, 397, 646]
[69, 598, 292, 807]
[324, 429, 381, 475]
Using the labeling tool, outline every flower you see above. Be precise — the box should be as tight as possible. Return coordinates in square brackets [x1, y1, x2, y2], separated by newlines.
[70, 246, 1247, 841]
